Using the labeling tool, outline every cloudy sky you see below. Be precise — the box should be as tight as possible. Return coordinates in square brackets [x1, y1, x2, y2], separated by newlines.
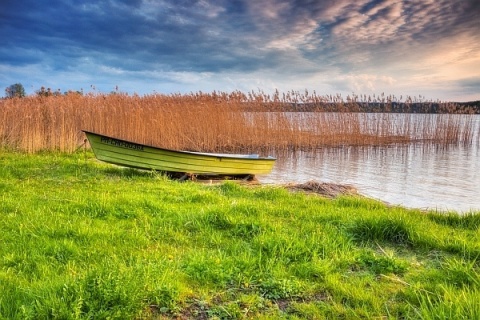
[1, 0, 479, 101]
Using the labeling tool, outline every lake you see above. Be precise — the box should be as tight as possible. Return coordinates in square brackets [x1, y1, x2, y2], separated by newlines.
[259, 114, 480, 214]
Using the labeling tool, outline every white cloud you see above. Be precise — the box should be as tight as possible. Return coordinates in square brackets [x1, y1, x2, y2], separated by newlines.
[265, 19, 319, 50]
[333, 73, 397, 93]
[329, 0, 405, 45]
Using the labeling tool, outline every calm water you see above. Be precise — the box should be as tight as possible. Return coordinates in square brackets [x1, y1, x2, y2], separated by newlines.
[258, 115, 480, 213]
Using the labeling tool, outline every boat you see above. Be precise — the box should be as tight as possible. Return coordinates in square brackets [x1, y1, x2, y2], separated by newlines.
[83, 130, 276, 180]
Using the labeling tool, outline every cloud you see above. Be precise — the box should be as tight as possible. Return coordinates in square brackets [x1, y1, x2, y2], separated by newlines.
[1, 0, 479, 100]
[457, 77, 480, 93]
[331, 0, 405, 44]
[308, 0, 479, 69]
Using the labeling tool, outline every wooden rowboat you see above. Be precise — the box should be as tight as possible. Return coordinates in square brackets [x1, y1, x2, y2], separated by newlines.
[83, 131, 276, 179]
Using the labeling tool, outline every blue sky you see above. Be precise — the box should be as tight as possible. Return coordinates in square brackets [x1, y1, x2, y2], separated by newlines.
[1, 0, 479, 101]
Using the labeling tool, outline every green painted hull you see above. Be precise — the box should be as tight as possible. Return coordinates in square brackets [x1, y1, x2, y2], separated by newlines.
[83, 131, 276, 175]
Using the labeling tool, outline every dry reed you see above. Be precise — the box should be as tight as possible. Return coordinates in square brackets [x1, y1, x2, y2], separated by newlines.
[0, 91, 478, 153]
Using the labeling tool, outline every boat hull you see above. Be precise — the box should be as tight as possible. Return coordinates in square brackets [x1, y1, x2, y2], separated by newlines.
[83, 131, 276, 175]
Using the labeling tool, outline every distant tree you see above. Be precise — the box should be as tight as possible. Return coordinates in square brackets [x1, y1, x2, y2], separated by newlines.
[5, 83, 26, 98]
[64, 90, 83, 96]
[36, 87, 64, 97]
[36, 86, 53, 97]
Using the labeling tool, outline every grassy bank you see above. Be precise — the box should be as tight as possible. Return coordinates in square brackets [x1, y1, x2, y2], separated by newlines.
[1, 151, 479, 319]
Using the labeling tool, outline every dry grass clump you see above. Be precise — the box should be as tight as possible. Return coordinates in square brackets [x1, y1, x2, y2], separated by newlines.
[0, 91, 478, 153]
[286, 180, 358, 198]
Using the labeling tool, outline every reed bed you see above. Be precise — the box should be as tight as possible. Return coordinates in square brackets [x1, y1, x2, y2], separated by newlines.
[0, 91, 478, 153]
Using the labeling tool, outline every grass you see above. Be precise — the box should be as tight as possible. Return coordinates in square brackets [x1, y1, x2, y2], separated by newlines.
[1, 92, 478, 153]
[0, 151, 479, 319]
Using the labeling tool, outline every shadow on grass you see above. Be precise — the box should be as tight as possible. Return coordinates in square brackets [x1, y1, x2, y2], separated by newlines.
[102, 167, 165, 179]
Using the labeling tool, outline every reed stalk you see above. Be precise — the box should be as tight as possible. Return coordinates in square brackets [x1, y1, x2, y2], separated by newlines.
[0, 92, 478, 153]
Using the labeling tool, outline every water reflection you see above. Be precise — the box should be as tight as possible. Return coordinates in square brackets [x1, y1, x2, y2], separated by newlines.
[260, 143, 480, 213]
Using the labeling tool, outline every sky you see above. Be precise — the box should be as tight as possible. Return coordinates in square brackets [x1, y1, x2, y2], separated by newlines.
[1, 0, 479, 101]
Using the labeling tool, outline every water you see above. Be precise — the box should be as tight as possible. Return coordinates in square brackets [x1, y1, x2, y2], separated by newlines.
[258, 114, 480, 214]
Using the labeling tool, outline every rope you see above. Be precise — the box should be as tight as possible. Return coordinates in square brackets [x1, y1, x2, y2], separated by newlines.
[74, 139, 88, 153]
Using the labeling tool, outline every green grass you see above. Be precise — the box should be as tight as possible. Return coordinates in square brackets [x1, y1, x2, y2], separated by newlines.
[0, 151, 479, 319]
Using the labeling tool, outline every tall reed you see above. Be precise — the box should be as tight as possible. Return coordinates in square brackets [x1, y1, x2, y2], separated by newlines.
[0, 91, 478, 153]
